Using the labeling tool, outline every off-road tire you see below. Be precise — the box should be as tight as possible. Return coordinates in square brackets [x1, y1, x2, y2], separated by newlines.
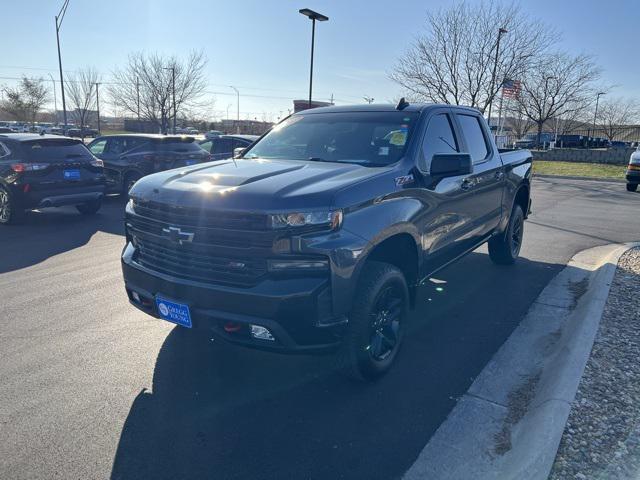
[488, 204, 525, 265]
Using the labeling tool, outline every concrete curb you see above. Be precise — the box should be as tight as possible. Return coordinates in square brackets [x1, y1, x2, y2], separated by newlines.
[533, 173, 626, 183]
[403, 242, 640, 480]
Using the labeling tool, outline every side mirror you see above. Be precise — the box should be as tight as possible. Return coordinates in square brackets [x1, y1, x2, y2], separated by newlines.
[430, 153, 473, 177]
[233, 147, 246, 158]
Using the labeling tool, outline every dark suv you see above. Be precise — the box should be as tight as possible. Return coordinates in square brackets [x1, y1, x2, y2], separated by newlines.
[0, 134, 106, 224]
[87, 134, 211, 194]
[198, 134, 259, 160]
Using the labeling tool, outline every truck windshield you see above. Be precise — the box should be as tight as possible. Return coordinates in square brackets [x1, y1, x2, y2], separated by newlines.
[244, 111, 419, 166]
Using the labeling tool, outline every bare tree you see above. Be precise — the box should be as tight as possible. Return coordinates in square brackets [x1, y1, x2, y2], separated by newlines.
[65, 67, 99, 137]
[0, 76, 49, 124]
[514, 53, 601, 146]
[596, 97, 640, 141]
[504, 101, 534, 138]
[390, 0, 556, 114]
[109, 51, 207, 133]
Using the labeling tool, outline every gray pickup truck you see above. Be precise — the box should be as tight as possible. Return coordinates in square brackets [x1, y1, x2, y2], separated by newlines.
[122, 101, 532, 380]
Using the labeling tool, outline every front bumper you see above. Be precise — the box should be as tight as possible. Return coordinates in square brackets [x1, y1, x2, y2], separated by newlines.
[122, 244, 347, 353]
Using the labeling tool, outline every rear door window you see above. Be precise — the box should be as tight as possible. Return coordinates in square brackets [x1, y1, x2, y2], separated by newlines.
[199, 141, 212, 152]
[212, 138, 233, 154]
[89, 139, 107, 155]
[21, 139, 92, 163]
[457, 114, 489, 163]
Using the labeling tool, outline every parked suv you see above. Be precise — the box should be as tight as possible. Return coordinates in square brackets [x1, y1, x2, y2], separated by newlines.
[0, 134, 106, 224]
[87, 134, 211, 194]
[122, 103, 532, 380]
[198, 134, 259, 160]
[626, 148, 640, 192]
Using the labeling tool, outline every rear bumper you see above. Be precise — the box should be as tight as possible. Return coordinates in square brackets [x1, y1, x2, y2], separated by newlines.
[121, 243, 346, 354]
[13, 183, 106, 209]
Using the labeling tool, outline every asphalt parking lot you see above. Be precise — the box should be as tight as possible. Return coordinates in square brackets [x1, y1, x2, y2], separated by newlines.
[1, 177, 640, 480]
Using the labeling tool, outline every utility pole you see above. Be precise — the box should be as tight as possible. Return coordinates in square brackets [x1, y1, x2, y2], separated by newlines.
[229, 86, 239, 133]
[55, 0, 70, 133]
[136, 77, 140, 122]
[95, 82, 101, 134]
[487, 27, 508, 127]
[171, 67, 176, 134]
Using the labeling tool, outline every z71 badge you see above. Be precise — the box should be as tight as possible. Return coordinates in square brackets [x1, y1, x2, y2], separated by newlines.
[394, 174, 414, 187]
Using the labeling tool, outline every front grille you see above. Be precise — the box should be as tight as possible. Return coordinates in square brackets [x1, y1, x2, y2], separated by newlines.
[127, 208, 276, 287]
[134, 199, 268, 230]
[135, 236, 267, 286]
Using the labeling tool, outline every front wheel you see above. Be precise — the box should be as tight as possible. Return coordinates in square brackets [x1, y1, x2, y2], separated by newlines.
[337, 261, 409, 381]
[489, 204, 525, 265]
[76, 198, 102, 215]
[627, 183, 638, 192]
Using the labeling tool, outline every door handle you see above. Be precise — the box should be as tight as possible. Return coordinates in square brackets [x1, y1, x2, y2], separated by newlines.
[495, 171, 505, 181]
[461, 178, 473, 190]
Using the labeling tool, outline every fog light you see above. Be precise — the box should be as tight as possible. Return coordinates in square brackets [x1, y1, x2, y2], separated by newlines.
[250, 325, 275, 341]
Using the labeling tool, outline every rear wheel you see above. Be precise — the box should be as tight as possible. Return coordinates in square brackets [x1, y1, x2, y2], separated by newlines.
[338, 261, 408, 381]
[123, 172, 141, 195]
[0, 186, 24, 225]
[489, 204, 525, 265]
[627, 183, 638, 192]
[76, 198, 102, 215]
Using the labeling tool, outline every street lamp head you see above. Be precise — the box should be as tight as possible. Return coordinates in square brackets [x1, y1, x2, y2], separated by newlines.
[597, 92, 606, 96]
[499, 27, 508, 34]
[299, 8, 329, 21]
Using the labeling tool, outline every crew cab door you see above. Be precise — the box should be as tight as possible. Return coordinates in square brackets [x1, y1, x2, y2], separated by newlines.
[451, 112, 504, 239]
[415, 108, 478, 272]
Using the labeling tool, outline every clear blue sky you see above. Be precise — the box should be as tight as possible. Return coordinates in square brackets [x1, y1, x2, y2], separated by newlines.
[2, 0, 639, 121]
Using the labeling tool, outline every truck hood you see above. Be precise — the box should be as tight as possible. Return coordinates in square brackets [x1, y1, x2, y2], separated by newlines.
[130, 158, 387, 211]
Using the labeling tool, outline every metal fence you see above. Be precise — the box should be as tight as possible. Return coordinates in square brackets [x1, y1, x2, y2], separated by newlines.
[495, 125, 640, 150]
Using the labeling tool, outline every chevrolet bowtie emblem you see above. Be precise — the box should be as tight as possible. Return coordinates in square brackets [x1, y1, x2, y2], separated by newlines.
[162, 226, 195, 245]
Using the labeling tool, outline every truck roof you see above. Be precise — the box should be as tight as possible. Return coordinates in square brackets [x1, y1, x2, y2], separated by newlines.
[300, 103, 481, 115]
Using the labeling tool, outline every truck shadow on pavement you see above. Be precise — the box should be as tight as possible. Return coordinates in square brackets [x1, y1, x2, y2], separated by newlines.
[110, 251, 564, 480]
[0, 195, 125, 274]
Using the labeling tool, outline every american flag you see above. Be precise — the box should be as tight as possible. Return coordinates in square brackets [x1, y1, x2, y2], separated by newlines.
[501, 79, 522, 99]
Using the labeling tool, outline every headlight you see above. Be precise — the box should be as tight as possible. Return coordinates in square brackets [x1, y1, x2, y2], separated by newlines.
[268, 210, 343, 230]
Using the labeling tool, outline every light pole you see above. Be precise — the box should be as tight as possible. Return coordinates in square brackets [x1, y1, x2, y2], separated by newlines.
[55, 0, 70, 132]
[487, 27, 508, 127]
[299, 8, 329, 110]
[229, 85, 239, 133]
[364, 96, 374, 104]
[592, 91, 606, 141]
[95, 82, 101, 134]
[47, 73, 58, 120]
